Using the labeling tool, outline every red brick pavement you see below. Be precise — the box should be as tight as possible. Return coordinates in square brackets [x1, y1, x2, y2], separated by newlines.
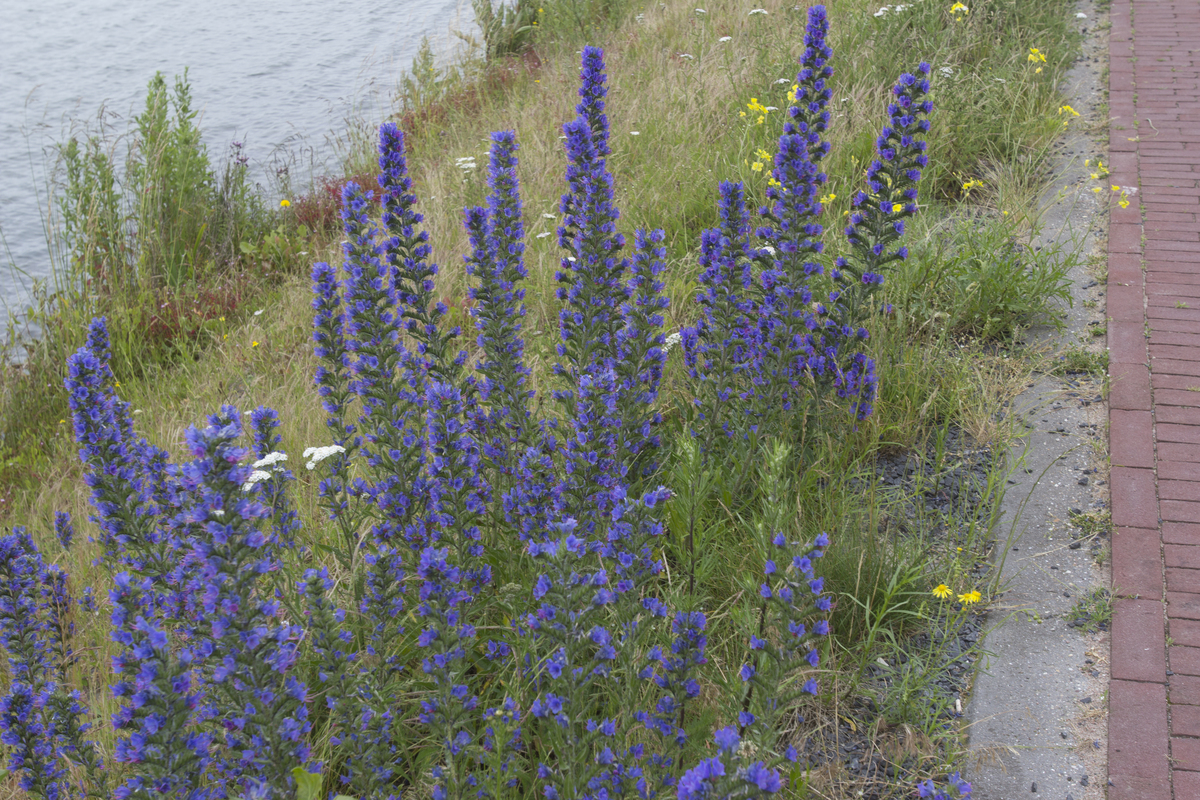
[1108, 1, 1200, 797]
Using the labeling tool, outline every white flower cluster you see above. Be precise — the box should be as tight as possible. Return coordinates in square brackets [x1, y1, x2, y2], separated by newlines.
[304, 445, 347, 471]
[242, 451, 289, 492]
[456, 156, 477, 173]
[663, 331, 684, 355]
[748, 8, 768, 15]
[873, 3, 911, 17]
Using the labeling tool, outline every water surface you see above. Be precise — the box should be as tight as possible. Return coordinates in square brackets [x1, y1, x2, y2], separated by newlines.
[0, 0, 468, 323]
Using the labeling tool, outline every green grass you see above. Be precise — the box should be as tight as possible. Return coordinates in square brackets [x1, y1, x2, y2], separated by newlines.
[0, 0, 1090, 795]
[1050, 345, 1109, 376]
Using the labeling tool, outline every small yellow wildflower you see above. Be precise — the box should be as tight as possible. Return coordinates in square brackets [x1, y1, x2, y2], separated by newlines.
[1092, 187, 1102, 194]
[949, 2, 969, 17]
[958, 589, 982, 605]
[819, 193, 837, 205]
[1112, 185, 1121, 192]
[933, 584, 952, 599]
[755, 148, 771, 162]
[1059, 105, 1079, 117]
[252, 341, 259, 348]
[1028, 47, 1046, 73]
[767, 176, 782, 189]
[1119, 198, 1130, 208]
[280, 199, 290, 208]
[751, 162, 764, 173]
[892, 203, 903, 213]
[961, 179, 983, 195]
[219, 316, 225, 322]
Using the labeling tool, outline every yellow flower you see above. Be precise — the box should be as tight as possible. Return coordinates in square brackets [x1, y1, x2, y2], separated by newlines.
[1092, 186, 1102, 194]
[819, 193, 837, 204]
[1119, 198, 1130, 208]
[933, 584, 952, 599]
[961, 179, 983, 194]
[892, 203, 903, 213]
[1058, 104, 1079, 117]
[751, 162, 764, 172]
[1028, 48, 1046, 63]
[252, 341, 259, 348]
[755, 148, 771, 161]
[280, 199, 290, 208]
[950, 2, 969, 16]
[958, 589, 982, 605]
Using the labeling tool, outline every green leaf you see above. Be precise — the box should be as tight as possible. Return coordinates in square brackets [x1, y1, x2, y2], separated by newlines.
[292, 767, 323, 800]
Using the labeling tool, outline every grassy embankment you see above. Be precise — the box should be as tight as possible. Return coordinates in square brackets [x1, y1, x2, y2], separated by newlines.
[0, 0, 1092, 796]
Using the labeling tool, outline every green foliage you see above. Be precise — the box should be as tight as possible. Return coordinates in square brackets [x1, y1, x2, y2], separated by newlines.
[471, 0, 540, 61]
[891, 214, 1074, 339]
[1050, 345, 1108, 376]
[1067, 587, 1112, 633]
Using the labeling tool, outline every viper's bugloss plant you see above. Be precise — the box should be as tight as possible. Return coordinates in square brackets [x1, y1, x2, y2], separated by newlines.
[465, 131, 536, 475]
[0, 13, 961, 798]
[556, 46, 630, 380]
[687, 5, 932, 436]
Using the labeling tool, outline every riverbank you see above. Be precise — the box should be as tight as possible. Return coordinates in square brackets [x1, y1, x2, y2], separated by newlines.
[0, 0, 1092, 797]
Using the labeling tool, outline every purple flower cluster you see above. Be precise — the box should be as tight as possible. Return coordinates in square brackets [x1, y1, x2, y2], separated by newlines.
[464, 131, 536, 472]
[66, 318, 176, 574]
[686, 7, 933, 432]
[918, 772, 972, 800]
[676, 728, 788, 800]
[555, 47, 628, 379]
[379, 123, 464, 384]
[739, 532, 831, 742]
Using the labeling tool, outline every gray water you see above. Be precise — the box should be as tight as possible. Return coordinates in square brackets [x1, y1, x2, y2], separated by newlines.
[0, 0, 469, 325]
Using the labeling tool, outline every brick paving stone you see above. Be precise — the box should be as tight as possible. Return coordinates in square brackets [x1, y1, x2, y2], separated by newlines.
[1173, 706, 1200, 737]
[1156, 407, 1200, 426]
[1161, 482, 1200, 501]
[1163, 500, 1200, 524]
[1110, 361, 1154, 410]
[1171, 674, 1200, 706]
[1114, 600, 1168, 681]
[1171, 569, 1200, 597]
[1159, 442, 1200, 463]
[1111, 321, 1150, 364]
[1169, 618, 1200, 647]
[1111, 410, 1156, 467]
[1158, 425, 1200, 445]
[1111, 466, 1160, 528]
[1115, 527, 1165, 597]
[1175, 770, 1200, 800]
[1166, 545, 1200, 570]
[1169, 592, 1200, 621]
[1173, 647, 1200, 677]
[1149, 345, 1200, 363]
[1109, 680, 1170, 799]
[1164, 522, 1200, 545]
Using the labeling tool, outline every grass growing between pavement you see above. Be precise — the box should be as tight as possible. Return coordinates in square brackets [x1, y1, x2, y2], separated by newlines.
[0, 0, 1092, 797]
